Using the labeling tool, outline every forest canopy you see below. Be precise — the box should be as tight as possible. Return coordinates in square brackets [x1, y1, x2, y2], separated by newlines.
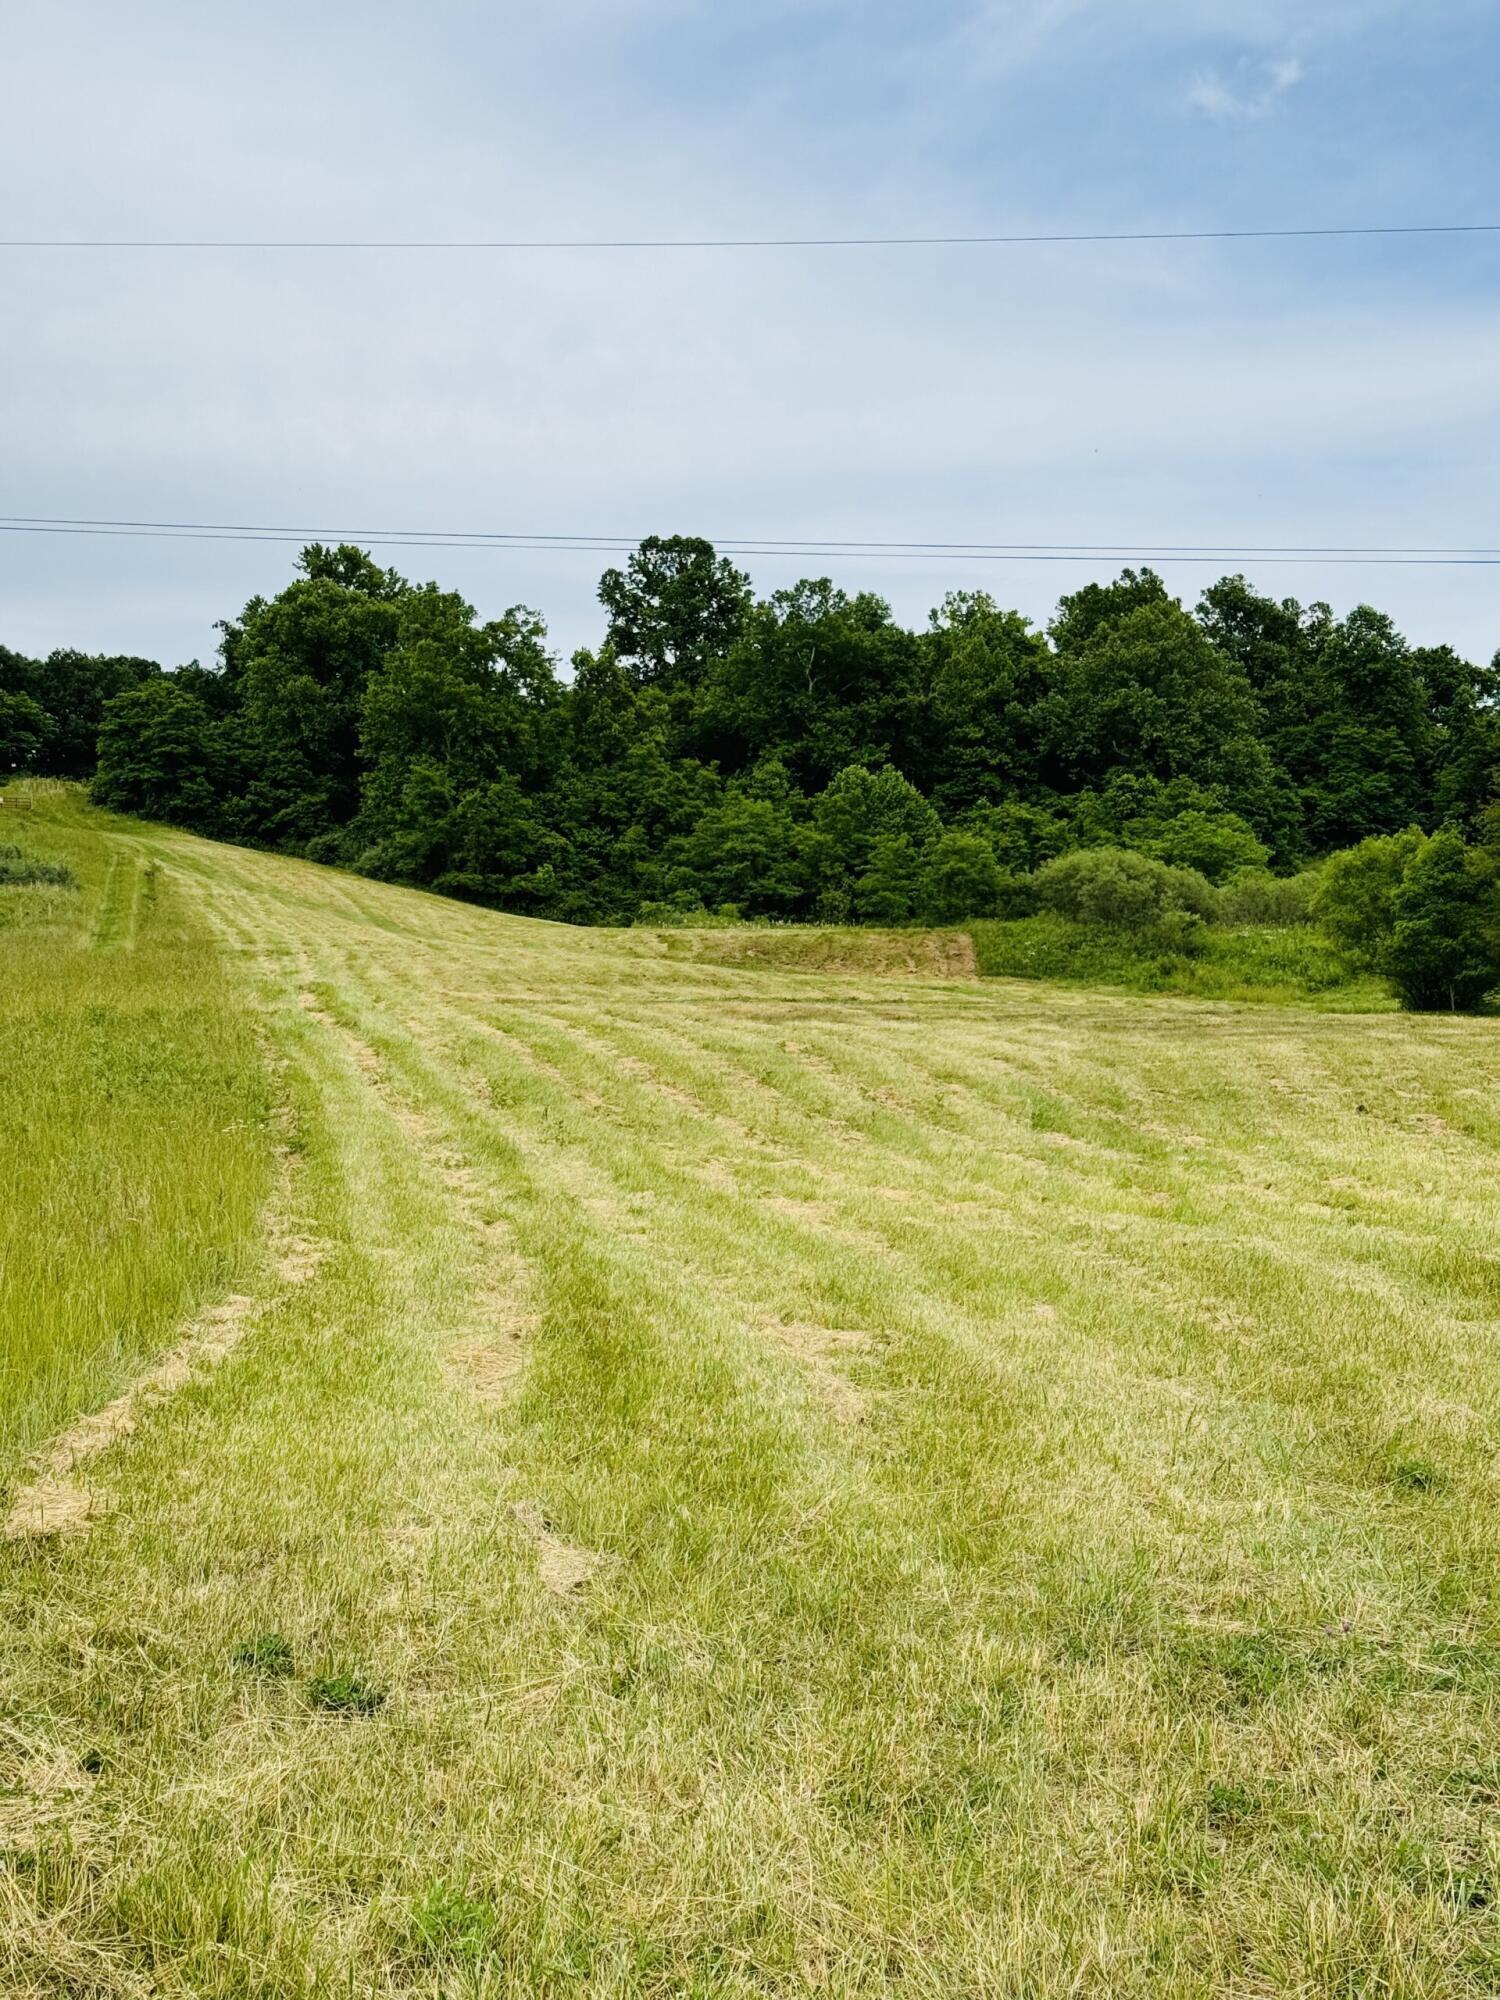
[4, 538, 1498, 933]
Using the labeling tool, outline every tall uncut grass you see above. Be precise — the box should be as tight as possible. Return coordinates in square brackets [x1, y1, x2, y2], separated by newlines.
[0, 788, 271, 1476]
[5, 791, 1500, 1996]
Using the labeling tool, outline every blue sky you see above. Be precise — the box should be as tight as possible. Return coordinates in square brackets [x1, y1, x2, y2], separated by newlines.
[2, 0, 1497, 667]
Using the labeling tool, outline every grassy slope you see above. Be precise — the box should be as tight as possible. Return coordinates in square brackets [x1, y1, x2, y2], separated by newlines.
[6, 794, 1500, 1996]
[0, 789, 271, 1477]
[654, 924, 978, 981]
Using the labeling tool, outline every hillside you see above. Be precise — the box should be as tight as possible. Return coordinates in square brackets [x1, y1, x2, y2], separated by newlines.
[6, 789, 1500, 1997]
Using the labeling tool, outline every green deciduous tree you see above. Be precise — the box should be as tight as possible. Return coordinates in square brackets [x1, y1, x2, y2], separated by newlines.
[1386, 830, 1498, 1011]
[696, 583, 925, 789]
[1040, 592, 1283, 838]
[856, 835, 924, 924]
[1308, 607, 1431, 849]
[0, 688, 50, 774]
[92, 678, 223, 830]
[598, 536, 752, 692]
[1067, 774, 1269, 882]
[223, 544, 408, 847]
[921, 593, 1048, 813]
[809, 764, 941, 904]
[920, 830, 1002, 923]
[668, 791, 806, 916]
[1415, 643, 1500, 831]
[1311, 827, 1427, 967]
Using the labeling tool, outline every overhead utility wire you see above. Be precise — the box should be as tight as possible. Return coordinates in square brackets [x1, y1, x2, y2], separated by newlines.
[2, 223, 1499, 251]
[1, 521, 1497, 567]
[3, 515, 1499, 557]
[4, 515, 1500, 558]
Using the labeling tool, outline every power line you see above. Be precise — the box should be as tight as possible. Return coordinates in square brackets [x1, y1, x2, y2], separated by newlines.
[2, 223, 1499, 252]
[4, 514, 1499, 557]
[2, 517, 1499, 567]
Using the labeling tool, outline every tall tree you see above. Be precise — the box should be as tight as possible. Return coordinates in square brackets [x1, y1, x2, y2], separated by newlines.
[92, 678, 223, 830]
[1308, 607, 1431, 849]
[1414, 643, 1500, 830]
[598, 536, 752, 693]
[695, 581, 925, 789]
[1386, 831, 1498, 1011]
[919, 592, 1049, 813]
[222, 544, 408, 847]
[1049, 567, 1171, 653]
[1195, 576, 1333, 855]
[1040, 591, 1284, 839]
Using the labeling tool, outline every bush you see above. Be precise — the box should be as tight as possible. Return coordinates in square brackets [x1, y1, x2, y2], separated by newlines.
[993, 870, 1038, 919]
[1139, 808, 1269, 884]
[1312, 828, 1426, 967]
[1033, 847, 1216, 930]
[920, 830, 1002, 923]
[970, 913, 1388, 1005]
[1218, 868, 1319, 927]
[1385, 830, 1499, 1011]
[633, 899, 742, 928]
[0, 842, 76, 888]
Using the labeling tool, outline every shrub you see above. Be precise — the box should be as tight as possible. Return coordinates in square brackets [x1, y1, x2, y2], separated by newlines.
[1385, 830, 1499, 1012]
[855, 834, 924, 924]
[1033, 847, 1216, 930]
[306, 1670, 387, 1716]
[1218, 868, 1319, 927]
[920, 831, 1002, 923]
[1312, 828, 1426, 966]
[0, 842, 76, 889]
[232, 1632, 296, 1677]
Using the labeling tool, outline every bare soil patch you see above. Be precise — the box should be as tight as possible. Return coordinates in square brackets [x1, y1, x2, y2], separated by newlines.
[513, 1501, 600, 1596]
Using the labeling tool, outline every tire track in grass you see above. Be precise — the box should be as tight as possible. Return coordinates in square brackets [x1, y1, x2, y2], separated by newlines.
[90, 844, 146, 950]
[293, 981, 606, 1596]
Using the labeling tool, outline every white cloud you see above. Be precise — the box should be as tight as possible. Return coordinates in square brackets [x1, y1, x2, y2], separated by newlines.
[1, 0, 1496, 670]
[1186, 53, 1305, 119]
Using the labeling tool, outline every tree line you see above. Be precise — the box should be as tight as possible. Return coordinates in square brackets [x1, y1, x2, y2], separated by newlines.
[2, 537, 1498, 965]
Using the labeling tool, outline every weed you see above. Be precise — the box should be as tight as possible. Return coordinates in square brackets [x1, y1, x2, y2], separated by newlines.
[408, 1878, 501, 1964]
[1390, 1457, 1445, 1493]
[305, 1671, 387, 1717]
[231, 1633, 296, 1677]
[0, 842, 77, 889]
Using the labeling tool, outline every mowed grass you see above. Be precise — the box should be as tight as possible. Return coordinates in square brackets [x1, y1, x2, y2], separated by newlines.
[6, 792, 1500, 1995]
[0, 788, 271, 1477]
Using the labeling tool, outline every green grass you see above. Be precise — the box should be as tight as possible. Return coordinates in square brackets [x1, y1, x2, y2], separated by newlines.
[0, 788, 272, 1477]
[971, 910, 1395, 1008]
[5, 791, 1500, 1994]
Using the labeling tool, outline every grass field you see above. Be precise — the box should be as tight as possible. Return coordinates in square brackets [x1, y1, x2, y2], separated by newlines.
[6, 788, 1500, 1996]
[969, 914, 1395, 1010]
[0, 791, 271, 1487]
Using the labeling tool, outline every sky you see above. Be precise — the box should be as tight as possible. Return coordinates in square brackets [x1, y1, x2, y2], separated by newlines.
[2, 0, 1498, 670]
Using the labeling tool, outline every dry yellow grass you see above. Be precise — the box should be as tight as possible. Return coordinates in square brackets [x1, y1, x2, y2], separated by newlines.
[5, 789, 1500, 1996]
